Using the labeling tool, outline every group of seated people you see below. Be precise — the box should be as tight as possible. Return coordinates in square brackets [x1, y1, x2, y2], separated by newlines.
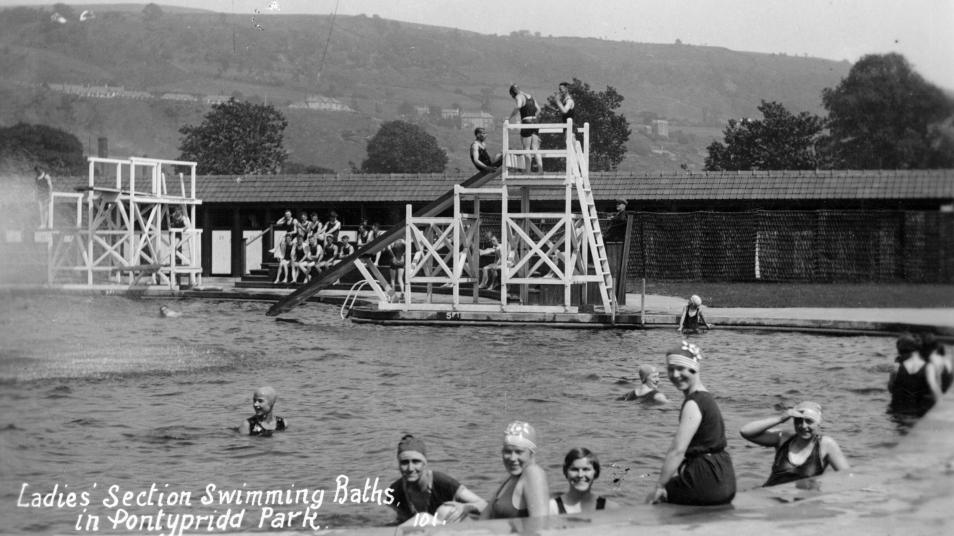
[236, 332, 954, 528]
[270, 210, 382, 284]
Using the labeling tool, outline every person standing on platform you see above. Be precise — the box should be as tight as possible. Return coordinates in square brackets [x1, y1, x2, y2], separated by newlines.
[508, 84, 542, 173]
[34, 166, 52, 228]
[549, 81, 575, 123]
[605, 199, 628, 242]
[470, 127, 503, 173]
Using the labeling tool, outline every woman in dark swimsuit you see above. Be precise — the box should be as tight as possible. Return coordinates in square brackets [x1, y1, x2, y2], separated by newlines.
[888, 333, 941, 417]
[648, 342, 736, 506]
[549, 448, 619, 515]
[385, 435, 486, 526]
[740, 401, 849, 486]
[238, 386, 286, 437]
[483, 421, 549, 519]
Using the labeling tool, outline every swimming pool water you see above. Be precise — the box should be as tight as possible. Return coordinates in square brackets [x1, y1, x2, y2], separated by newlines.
[0, 294, 902, 533]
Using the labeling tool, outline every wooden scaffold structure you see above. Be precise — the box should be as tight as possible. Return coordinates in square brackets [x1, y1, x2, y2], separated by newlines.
[351, 119, 617, 317]
[47, 156, 203, 289]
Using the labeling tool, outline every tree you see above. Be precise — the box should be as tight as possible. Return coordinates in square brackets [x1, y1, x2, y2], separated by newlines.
[361, 121, 447, 173]
[0, 122, 85, 175]
[704, 101, 824, 171]
[539, 78, 631, 171]
[821, 53, 954, 169]
[142, 3, 163, 22]
[177, 98, 288, 175]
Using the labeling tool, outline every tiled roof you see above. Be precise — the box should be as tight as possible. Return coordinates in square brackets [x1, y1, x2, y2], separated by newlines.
[53, 169, 954, 204]
[196, 169, 954, 204]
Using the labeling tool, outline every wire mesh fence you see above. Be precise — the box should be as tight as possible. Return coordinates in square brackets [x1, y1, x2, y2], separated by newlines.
[625, 210, 954, 283]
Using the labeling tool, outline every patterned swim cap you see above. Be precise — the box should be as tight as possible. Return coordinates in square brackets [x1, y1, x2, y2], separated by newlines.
[503, 421, 537, 452]
[666, 341, 702, 371]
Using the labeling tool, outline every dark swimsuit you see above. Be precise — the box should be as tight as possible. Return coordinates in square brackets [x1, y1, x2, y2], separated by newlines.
[518, 95, 539, 139]
[890, 362, 935, 416]
[763, 435, 826, 487]
[489, 477, 529, 518]
[247, 416, 286, 437]
[664, 391, 736, 505]
[553, 496, 605, 514]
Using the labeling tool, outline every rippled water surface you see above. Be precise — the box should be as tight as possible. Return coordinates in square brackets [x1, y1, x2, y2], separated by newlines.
[0, 294, 902, 533]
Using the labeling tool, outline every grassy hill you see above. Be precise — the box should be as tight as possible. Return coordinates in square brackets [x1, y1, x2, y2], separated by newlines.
[0, 5, 850, 173]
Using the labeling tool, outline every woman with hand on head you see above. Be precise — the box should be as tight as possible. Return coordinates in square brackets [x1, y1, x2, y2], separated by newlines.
[740, 401, 849, 487]
[385, 435, 486, 526]
[484, 421, 549, 519]
[549, 447, 619, 515]
[238, 386, 286, 437]
[648, 342, 735, 506]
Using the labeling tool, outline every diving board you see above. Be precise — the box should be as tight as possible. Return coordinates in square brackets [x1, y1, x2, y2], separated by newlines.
[47, 156, 203, 289]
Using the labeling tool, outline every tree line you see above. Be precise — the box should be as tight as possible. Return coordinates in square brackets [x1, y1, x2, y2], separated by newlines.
[7, 53, 951, 175]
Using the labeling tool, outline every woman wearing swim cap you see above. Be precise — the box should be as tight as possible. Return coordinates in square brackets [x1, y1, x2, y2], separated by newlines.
[677, 295, 712, 334]
[620, 364, 669, 404]
[484, 421, 549, 518]
[549, 447, 619, 515]
[385, 435, 486, 525]
[238, 386, 286, 437]
[740, 401, 849, 486]
[648, 342, 735, 505]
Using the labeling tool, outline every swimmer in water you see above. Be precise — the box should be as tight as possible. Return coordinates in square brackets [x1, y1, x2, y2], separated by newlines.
[740, 401, 849, 487]
[238, 386, 287, 436]
[483, 421, 549, 519]
[159, 305, 181, 318]
[619, 364, 669, 404]
[549, 447, 619, 515]
[385, 434, 487, 526]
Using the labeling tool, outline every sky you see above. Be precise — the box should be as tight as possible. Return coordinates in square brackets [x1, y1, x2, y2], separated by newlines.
[4, 0, 953, 89]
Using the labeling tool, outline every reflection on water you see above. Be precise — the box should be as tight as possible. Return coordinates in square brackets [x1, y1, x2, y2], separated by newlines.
[0, 294, 901, 532]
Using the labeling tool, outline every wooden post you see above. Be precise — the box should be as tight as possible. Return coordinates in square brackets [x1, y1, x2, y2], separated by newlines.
[201, 206, 213, 277]
[231, 208, 244, 277]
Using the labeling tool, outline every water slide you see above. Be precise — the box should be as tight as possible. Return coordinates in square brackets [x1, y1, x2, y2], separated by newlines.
[266, 167, 502, 316]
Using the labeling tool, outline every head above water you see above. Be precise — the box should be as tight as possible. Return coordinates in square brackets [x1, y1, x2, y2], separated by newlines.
[562, 447, 601, 479]
[638, 364, 657, 383]
[896, 333, 920, 356]
[254, 386, 278, 406]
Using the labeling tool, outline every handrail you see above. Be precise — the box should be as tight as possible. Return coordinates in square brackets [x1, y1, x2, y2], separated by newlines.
[245, 225, 273, 247]
[340, 280, 370, 319]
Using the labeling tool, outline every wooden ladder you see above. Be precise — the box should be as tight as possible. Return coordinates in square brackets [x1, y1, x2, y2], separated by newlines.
[569, 143, 616, 317]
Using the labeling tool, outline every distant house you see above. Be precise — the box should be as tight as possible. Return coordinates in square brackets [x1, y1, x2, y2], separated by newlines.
[119, 89, 152, 100]
[460, 111, 494, 131]
[205, 95, 230, 105]
[441, 108, 460, 120]
[651, 119, 669, 139]
[414, 106, 429, 117]
[161, 92, 198, 102]
[289, 95, 353, 112]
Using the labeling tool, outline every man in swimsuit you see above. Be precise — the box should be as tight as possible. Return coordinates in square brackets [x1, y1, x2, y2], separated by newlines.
[740, 401, 849, 486]
[508, 84, 542, 173]
[470, 127, 503, 173]
[238, 386, 286, 437]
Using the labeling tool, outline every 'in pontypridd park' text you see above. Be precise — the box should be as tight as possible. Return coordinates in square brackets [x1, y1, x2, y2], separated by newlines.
[15, 476, 395, 534]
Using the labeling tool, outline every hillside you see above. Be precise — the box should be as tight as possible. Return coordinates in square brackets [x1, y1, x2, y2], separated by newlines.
[0, 5, 850, 173]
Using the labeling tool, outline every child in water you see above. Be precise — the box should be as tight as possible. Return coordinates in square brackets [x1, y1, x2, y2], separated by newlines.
[238, 386, 287, 436]
[677, 295, 713, 334]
